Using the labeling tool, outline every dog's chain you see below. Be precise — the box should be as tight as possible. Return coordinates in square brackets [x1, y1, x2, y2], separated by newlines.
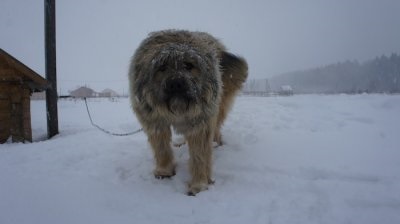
[84, 97, 143, 136]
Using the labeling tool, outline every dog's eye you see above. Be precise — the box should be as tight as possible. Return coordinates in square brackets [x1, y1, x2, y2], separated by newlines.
[184, 62, 194, 71]
[158, 64, 167, 72]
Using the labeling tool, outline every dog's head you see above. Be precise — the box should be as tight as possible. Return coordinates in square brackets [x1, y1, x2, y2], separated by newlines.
[130, 31, 222, 119]
[152, 44, 214, 114]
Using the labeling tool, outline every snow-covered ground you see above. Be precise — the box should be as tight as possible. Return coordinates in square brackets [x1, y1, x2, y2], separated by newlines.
[1, 95, 400, 224]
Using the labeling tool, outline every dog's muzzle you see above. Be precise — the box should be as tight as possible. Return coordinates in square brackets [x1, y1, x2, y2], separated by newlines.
[165, 77, 189, 96]
[163, 77, 194, 113]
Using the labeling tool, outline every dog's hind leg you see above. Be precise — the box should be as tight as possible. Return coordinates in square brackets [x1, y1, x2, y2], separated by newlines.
[214, 51, 248, 146]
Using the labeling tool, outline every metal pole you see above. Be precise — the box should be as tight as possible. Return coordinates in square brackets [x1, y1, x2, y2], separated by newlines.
[45, 0, 59, 138]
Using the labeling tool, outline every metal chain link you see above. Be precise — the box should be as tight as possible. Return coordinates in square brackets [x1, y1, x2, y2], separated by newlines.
[84, 97, 143, 136]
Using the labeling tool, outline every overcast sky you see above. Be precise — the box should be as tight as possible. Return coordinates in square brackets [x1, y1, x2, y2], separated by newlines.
[1, 0, 400, 94]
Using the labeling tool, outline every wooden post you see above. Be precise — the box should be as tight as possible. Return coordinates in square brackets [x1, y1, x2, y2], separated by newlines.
[45, 0, 59, 138]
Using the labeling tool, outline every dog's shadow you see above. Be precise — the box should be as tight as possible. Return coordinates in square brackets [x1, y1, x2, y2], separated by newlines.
[114, 131, 244, 194]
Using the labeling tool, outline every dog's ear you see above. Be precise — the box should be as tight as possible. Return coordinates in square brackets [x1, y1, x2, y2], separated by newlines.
[220, 51, 248, 89]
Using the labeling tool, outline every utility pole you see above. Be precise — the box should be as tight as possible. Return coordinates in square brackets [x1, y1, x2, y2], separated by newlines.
[265, 79, 271, 93]
[45, 0, 59, 138]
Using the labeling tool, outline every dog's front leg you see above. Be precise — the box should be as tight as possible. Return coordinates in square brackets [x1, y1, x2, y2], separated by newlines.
[148, 127, 176, 179]
[186, 124, 214, 195]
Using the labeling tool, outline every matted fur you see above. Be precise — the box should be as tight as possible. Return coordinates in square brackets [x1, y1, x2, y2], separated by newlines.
[129, 30, 248, 195]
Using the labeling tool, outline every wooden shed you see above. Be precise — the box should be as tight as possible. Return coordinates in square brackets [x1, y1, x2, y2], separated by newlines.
[0, 48, 48, 143]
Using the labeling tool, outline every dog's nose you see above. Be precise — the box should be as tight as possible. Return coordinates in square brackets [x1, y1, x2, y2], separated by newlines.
[165, 77, 188, 95]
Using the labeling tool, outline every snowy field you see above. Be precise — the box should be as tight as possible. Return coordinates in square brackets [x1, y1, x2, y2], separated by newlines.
[1, 94, 400, 224]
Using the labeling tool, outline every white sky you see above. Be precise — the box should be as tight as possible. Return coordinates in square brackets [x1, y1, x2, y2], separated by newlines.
[1, 0, 400, 94]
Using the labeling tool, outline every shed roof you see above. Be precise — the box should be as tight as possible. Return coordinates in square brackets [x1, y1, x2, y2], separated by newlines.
[0, 48, 49, 92]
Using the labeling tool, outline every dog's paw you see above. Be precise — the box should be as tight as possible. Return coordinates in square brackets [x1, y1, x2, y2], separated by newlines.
[173, 141, 186, 148]
[213, 132, 223, 147]
[172, 135, 186, 147]
[187, 182, 209, 196]
[154, 164, 176, 179]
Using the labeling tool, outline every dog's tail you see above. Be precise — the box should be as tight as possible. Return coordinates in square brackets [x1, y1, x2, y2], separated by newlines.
[220, 51, 248, 92]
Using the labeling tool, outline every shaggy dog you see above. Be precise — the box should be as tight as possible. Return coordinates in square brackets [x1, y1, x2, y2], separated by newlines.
[129, 30, 248, 195]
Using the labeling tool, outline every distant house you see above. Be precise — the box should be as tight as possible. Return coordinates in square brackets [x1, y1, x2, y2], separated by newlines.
[69, 86, 97, 98]
[99, 88, 119, 97]
[279, 85, 294, 96]
[0, 48, 48, 143]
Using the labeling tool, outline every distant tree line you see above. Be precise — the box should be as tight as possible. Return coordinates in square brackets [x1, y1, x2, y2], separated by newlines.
[262, 53, 400, 94]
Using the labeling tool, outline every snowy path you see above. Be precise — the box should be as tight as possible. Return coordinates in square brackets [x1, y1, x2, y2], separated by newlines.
[1, 95, 400, 224]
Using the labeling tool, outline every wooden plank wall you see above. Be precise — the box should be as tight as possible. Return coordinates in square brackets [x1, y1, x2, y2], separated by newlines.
[0, 84, 11, 143]
[0, 83, 32, 143]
